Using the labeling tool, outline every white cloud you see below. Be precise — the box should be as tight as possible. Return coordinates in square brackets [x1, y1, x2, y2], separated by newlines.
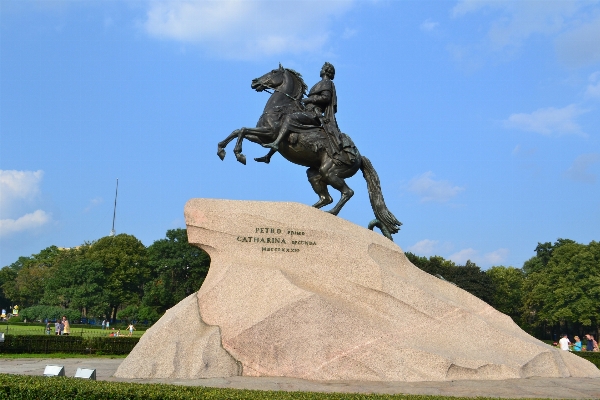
[564, 153, 600, 183]
[449, 247, 509, 266]
[0, 210, 51, 237]
[585, 71, 600, 98]
[483, 248, 509, 264]
[556, 14, 600, 67]
[0, 170, 44, 217]
[511, 144, 537, 157]
[143, 0, 354, 59]
[84, 197, 104, 213]
[407, 172, 464, 202]
[342, 28, 357, 39]
[449, 248, 478, 264]
[451, 0, 489, 17]
[407, 239, 439, 255]
[451, 1, 600, 69]
[420, 19, 439, 32]
[452, 1, 584, 49]
[504, 104, 588, 136]
[0, 169, 51, 237]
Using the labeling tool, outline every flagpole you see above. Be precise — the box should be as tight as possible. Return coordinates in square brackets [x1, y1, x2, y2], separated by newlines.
[109, 178, 118, 236]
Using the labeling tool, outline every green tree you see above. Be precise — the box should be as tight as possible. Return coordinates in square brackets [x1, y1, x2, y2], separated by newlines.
[2, 247, 65, 307]
[41, 247, 108, 317]
[143, 228, 210, 314]
[523, 238, 577, 274]
[522, 240, 600, 336]
[86, 234, 149, 321]
[404, 253, 456, 277]
[20, 305, 80, 323]
[0, 265, 18, 310]
[444, 260, 495, 305]
[117, 305, 138, 322]
[487, 266, 525, 324]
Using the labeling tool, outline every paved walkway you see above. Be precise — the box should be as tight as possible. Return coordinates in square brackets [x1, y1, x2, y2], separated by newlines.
[0, 358, 599, 399]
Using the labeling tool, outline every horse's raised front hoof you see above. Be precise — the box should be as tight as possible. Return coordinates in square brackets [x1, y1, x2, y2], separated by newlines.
[254, 155, 271, 164]
[235, 153, 247, 165]
[217, 148, 226, 160]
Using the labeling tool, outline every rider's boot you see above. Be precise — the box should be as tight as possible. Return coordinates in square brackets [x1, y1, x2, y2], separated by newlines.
[254, 149, 276, 163]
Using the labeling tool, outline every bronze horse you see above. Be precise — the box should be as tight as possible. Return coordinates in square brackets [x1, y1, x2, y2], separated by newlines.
[217, 65, 401, 239]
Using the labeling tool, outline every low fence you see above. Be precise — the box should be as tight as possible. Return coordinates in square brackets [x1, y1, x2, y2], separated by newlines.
[0, 324, 144, 338]
[0, 335, 139, 355]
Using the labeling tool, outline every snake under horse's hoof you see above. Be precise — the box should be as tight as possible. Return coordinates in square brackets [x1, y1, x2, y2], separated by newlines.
[368, 219, 393, 241]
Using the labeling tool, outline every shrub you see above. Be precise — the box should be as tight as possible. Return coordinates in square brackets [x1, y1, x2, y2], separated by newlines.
[0, 373, 497, 400]
[116, 305, 138, 322]
[0, 335, 139, 355]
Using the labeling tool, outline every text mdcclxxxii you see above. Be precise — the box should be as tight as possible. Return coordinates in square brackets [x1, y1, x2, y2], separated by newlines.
[236, 227, 317, 253]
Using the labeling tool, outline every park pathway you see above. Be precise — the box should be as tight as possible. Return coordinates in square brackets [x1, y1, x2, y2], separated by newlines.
[0, 358, 599, 399]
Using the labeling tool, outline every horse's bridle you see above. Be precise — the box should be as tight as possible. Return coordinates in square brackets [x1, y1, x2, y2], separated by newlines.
[259, 77, 306, 110]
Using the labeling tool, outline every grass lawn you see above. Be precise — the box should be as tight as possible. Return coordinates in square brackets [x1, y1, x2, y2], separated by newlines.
[0, 374, 558, 400]
[0, 324, 145, 338]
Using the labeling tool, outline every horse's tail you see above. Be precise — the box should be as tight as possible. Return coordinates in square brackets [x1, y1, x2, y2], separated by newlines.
[360, 156, 402, 239]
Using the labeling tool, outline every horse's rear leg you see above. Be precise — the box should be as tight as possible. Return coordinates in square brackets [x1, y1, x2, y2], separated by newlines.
[322, 167, 354, 216]
[307, 168, 333, 208]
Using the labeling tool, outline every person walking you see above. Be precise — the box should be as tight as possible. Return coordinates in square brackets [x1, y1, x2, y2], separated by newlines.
[585, 334, 599, 352]
[558, 334, 571, 351]
[61, 316, 70, 336]
[55, 320, 63, 336]
[573, 336, 582, 351]
[102, 319, 106, 330]
[127, 323, 135, 336]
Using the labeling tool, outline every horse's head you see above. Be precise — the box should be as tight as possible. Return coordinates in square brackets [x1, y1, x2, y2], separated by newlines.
[251, 63, 286, 92]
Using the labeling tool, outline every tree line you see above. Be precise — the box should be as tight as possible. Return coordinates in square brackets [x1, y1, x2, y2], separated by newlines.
[1, 232, 598, 339]
[0, 229, 209, 323]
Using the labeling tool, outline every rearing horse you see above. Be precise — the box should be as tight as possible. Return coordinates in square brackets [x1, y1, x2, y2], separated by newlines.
[217, 64, 402, 239]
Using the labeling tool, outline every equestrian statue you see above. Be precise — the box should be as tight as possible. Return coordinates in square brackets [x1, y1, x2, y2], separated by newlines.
[217, 63, 402, 240]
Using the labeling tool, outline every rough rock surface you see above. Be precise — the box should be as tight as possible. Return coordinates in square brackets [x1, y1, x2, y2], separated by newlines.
[115, 198, 600, 382]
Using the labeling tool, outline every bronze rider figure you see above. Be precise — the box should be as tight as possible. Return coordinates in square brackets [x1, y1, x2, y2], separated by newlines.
[257, 62, 342, 162]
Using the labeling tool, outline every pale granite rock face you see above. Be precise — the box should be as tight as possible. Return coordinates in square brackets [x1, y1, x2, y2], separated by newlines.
[114, 292, 241, 379]
[115, 198, 600, 382]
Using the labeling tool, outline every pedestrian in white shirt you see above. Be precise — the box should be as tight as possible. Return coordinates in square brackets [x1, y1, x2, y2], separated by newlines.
[559, 334, 571, 351]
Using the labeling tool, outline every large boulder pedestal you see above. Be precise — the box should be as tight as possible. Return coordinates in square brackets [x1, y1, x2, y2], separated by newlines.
[115, 198, 600, 382]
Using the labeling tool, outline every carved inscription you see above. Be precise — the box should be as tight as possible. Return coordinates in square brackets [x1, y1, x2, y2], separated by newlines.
[235, 227, 317, 253]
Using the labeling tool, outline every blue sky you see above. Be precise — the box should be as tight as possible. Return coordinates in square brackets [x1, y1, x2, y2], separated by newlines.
[1, 0, 599, 269]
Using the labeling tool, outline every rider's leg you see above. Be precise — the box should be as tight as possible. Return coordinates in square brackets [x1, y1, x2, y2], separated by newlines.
[262, 115, 291, 150]
[254, 148, 277, 163]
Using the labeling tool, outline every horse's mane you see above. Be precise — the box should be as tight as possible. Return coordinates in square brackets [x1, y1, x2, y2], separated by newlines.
[285, 68, 308, 100]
